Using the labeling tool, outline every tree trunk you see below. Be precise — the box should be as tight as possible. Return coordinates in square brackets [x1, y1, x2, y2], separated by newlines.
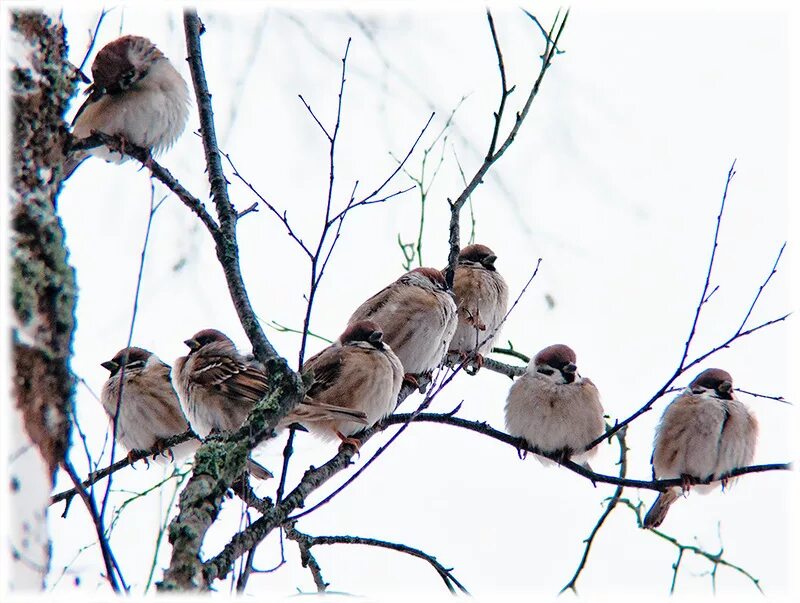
[9, 10, 79, 590]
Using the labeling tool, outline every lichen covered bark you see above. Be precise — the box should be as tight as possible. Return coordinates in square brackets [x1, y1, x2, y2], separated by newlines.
[9, 10, 80, 589]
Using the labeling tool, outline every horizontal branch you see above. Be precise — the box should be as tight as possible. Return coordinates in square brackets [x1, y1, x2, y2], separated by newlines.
[50, 430, 197, 507]
[285, 524, 469, 595]
[381, 412, 791, 492]
[71, 132, 219, 235]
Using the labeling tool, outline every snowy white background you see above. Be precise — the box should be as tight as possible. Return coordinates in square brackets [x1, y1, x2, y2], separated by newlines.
[7, 1, 798, 601]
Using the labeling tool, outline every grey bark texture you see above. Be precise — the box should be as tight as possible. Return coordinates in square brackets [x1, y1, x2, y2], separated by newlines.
[11, 11, 78, 475]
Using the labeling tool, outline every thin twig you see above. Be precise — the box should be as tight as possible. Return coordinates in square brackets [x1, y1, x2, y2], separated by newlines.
[77, 8, 110, 73]
[586, 169, 789, 450]
[560, 426, 628, 594]
[50, 430, 197, 506]
[101, 180, 162, 534]
[445, 9, 568, 288]
[620, 499, 764, 594]
[285, 524, 469, 595]
[61, 458, 126, 593]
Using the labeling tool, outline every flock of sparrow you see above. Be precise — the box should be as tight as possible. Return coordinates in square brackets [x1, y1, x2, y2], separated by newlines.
[71, 35, 758, 530]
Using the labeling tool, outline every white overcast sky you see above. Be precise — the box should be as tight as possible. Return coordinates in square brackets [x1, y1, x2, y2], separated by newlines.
[5, 0, 799, 601]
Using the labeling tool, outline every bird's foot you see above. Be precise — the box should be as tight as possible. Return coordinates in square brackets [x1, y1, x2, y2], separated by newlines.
[336, 431, 362, 456]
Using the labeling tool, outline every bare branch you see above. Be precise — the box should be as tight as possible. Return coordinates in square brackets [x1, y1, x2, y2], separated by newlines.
[445, 9, 568, 289]
[380, 412, 791, 491]
[285, 524, 469, 595]
[71, 132, 219, 235]
[560, 427, 628, 594]
[619, 499, 764, 594]
[61, 458, 127, 593]
[50, 430, 197, 507]
[586, 169, 789, 450]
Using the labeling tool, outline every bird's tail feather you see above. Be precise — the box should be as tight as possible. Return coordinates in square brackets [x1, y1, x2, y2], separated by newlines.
[643, 489, 679, 529]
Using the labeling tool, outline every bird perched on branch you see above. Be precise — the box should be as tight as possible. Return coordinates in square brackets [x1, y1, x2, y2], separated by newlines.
[173, 329, 368, 467]
[448, 244, 509, 372]
[348, 267, 457, 389]
[66, 35, 189, 177]
[643, 368, 758, 529]
[504, 344, 605, 465]
[100, 346, 198, 464]
[295, 320, 403, 447]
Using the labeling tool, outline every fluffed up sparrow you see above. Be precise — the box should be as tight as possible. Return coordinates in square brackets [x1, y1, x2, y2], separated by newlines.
[173, 329, 368, 465]
[67, 35, 189, 176]
[348, 267, 457, 387]
[100, 346, 198, 463]
[504, 344, 605, 464]
[448, 244, 509, 372]
[291, 320, 403, 447]
[643, 368, 758, 529]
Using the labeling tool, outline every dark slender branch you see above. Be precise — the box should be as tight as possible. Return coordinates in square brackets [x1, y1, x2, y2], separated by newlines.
[678, 161, 735, 370]
[101, 182, 162, 534]
[285, 524, 469, 595]
[620, 499, 764, 594]
[276, 427, 297, 503]
[298, 94, 332, 141]
[61, 459, 126, 593]
[50, 430, 197, 506]
[380, 412, 791, 491]
[285, 525, 329, 592]
[288, 367, 464, 522]
[158, 13, 307, 591]
[521, 8, 565, 55]
[71, 132, 219, 235]
[737, 241, 785, 333]
[77, 8, 110, 73]
[586, 174, 789, 450]
[221, 150, 313, 258]
[445, 9, 568, 288]
[560, 427, 628, 594]
[202, 373, 448, 584]
[734, 388, 790, 404]
[297, 39, 351, 369]
[183, 10, 279, 364]
[332, 111, 436, 220]
[486, 9, 512, 159]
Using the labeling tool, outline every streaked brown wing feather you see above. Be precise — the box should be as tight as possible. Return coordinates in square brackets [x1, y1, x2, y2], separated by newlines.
[191, 354, 270, 405]
[303, 348, 344, 399]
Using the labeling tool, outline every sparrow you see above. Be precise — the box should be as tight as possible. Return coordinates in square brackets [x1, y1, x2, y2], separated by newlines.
[448, 244, 509, 371]
[100, 346, 198, 463]
[173, 329, 368, 446]
[504, 344, 605, 464]
[643, 368, 758, 529]
[347, 267, 458, 386]
[291, 320, 403, 446]
[66, 35, 189, 176]
[102, 346, 271, 478]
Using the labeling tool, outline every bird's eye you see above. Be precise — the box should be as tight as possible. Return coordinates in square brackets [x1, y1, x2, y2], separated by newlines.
[537, 367, 555, 376]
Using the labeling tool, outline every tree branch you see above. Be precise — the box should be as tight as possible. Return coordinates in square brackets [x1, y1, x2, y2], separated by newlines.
[285, 524, 469, 595]
[50, 430, 197, 507]
[445, 9, 568, 288]
[560, 427, 629, 594]
[380, 412, 790, 491]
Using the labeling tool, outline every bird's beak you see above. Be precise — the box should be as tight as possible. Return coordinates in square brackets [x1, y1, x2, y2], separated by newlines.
[369, 331, 383, 344]
[184, 338, 201, 351]
[718, 381, 732, 394]
[483, 254, 498, 268]
[101, 360, 119, 373]
[563, 363, 577, 374]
